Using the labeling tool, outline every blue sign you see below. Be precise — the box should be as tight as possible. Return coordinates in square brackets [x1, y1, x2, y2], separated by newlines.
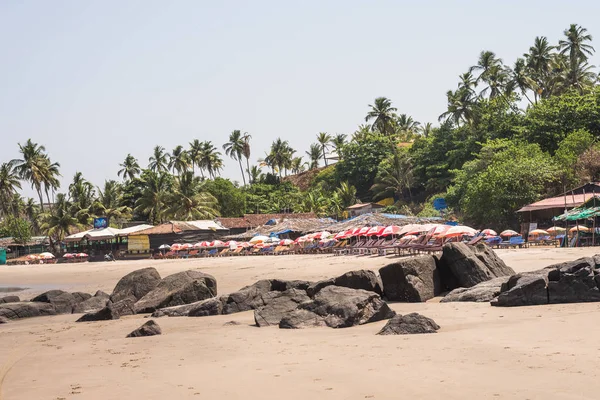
[433, 198, 447, 211]
[93, 217, 108, 229]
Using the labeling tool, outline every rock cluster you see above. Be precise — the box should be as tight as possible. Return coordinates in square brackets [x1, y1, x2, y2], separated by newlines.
[377, 313, 440, 335]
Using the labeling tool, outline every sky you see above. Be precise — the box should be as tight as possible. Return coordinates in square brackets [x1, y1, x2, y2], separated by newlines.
[1, 0, 600, 198]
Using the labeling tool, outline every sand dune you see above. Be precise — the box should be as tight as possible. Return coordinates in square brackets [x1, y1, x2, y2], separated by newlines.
[1, 247, 599, 399]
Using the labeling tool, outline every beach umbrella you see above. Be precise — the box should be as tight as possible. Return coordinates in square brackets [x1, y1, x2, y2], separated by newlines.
[312, 231, 332, 240]
[180, 243, 192, 250]
[481, 229, 497, 236]
[250, 235, 270, 244]
[547, 226, 566, 233]
[402, 224, 438, 236]
[428, 225, 451, 236]
[171, 244, 183, 251]
[529, 229, 549, 236]
[443, 225, 478, 238]
[357, 227, 371, 236]
[279, 239, 294, 246]
[76, 253, 88, 258]
[366, 226, 385, 236]
[63, 253, 74, 258]
[569, 225, 590, 233]
[500, 230, 519, 237]
[158, 244, 171, 250]
[39, 252, 55, 259]
[381, 225, 401, 236]
[266, 236, 280, 243]
[26, 254, 39, 260]
[209, 240, 225, 247]
[403, 235, 418, 240]
[349, 227, 362, 236]
[334, 230, 349, 239]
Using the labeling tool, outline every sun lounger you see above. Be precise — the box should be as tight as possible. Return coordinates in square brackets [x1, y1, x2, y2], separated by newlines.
[466, 236, 484, 246]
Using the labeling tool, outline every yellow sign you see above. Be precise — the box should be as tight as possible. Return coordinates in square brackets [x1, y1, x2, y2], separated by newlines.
[128, 235, 150, 251]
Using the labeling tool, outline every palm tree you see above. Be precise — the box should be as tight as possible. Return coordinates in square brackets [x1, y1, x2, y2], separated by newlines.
[148, 145, 168, 172]
[370, 150, 415, 202]
[418, 122, 434, 137]
[24, 198, 40, 234]
[316, 132, 332, 166]
[365, 97, 397, 135]
[395, 114, 421, 141]
[330, 134, 346, 160]
[94, 180, 131, 221]
[189, 139, 203, 177]
[39, 193, 82, 242]
[290, 157, 306, 174]
[135, 171, 171, 224]
[335, 181, 357, 208]
[248, 165, 264, 184]
[270, 138, 294, 177]
[524, 36, 554, 101]
[117, 154, 141, 181]
[351, 124, 373, 142]
[199, 141, 222, 179]
[242, 133, 252, 184]
[306, 144, 322, 170]
[438, 88, 477, 126]
[223, 130, 247, 185]
[559, 24, 595, 69]
[0, 163, 22, 216]
[169, 145, 190, 175]
[167, 171, 219, 220]
[302, 190, 326, 215]
[511, 58, 535, 105]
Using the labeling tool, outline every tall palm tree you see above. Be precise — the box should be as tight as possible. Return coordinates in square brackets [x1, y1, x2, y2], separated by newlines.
[148, 145, 168, 172]
[223, 130, 247, 185]
[351, 124, 372, 142]
[199, 141, 222, 179]
[39, 193, 82, 242]
[438, 88, 477, 126]
[117, 154, 141, 181]
[335, 181, 357, 208]
[524, 36, 554, 101]
[511, 58, 535, 105]
[330, 134, 346, 160]
[370, 150, 415, 201]
[242, 133, 252, 185]
[169, 145, 190, 175]
[135, 171, 171, 224]
[559, 24, 595, 69]
[248, 165, 264, 184]
[0, 163, 22, 217]
[305, 143, 322, 170]
[167, 171, 219, 220]
[290, 157, 306, 174]
[418, 122, 434, 138]
[189, 139, 203, 177]
[365, 97, 397, 135]
[395, 114, 421, 141]
[94, 180, 131, 221]
[24, 198, 40, 234]
[270, 138, 294, 177]
[316, 132, 332, 166]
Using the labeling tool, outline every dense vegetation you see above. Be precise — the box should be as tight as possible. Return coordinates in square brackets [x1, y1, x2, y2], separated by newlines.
[2, 24, 600, 244]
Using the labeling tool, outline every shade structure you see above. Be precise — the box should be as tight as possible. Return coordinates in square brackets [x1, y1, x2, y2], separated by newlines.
[76, 253, 88, 257]
[39, 252, 55, 259]
[334, 230, 351, 239]
[279, 239, 294, 245]
[500, 230, 519, 237]
[442, 225, 478, 238]
[547, 226, 566, 233]
[381, 225, 402, 236]
[158, 244, 171, 250]
[250, 235, 270, 244]
[481, 229, 497, 236]
[180, 243, 192, 250]
[171, 244, 183, 251]
[569, 225, 590, 233]
[209, 240, 225, 247]
[312, 231, 331, 240]
[63, 253, 74, 258]
[366, 226, 385, 236]
[402, 224, 438, 236]
[357, 227, 371, 236]
[350, 227, 362, 236]
[397, 224, 418, 236]
[428, 225, 451, 236]
[529, 229, 549, 236]
[403, 235, 418, 240]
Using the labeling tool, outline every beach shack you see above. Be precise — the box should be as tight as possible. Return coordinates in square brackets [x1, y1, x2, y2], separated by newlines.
[131, 220, 229, 252]
[64, 224, 153, 260]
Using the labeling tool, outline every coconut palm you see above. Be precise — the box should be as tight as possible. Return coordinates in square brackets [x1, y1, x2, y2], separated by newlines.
[117, 154, 141, 181]
[418, 123, 434, 138]
[511, 58, 535, 104]
[395, 114, 421, 141]
[242, 133, 252, 184]
[39, 193, 82, 242]
[305, 143, 322, 170]
[148, 146, 168, 172]
[370, 150, 415, 201]
[94, 180, 131, 221]
[134, 171, 171, 224]
[365, 97, 397, 135]
[169, 145, 190, 175]
[270, 138, 294, 177]
[290, 157, 306, 174]
[189, 139, 204, 177]
[168, 171, 219, 220]
[0, 163, 22, 217]
[330, 134, 346, 160]
[438, 88, 477, 126]
[316, 132, 332, 166]
[199, 141, 222, 179]
[223, 130, 247, 185]
[24, 198, 40, 234]
[559, 24, 595, 68]
[351, 124, 373, 142]
[335, 181, 357, 208]
[247, 165, 264, 184]
[524, 36, 554, 101]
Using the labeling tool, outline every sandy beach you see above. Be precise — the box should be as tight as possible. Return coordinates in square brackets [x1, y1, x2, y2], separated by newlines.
[2, 247, 600, 399]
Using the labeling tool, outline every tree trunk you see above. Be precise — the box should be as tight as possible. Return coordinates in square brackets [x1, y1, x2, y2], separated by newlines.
[323, 145, 328, 166]
[238, 159, 246, 185]
[245, 157, 251, 184]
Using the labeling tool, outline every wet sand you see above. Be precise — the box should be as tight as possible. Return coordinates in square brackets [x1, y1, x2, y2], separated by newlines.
[1, 247, 599, 399]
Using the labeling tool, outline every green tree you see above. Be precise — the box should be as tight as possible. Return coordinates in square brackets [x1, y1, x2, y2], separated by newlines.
[169, 145, 190, 175]
[370, 148, 415, 202]
[0, 163, 22, 217]
[223, 130, 247, 185]
[306, 144, 322, 170]
[203, 177, 246, 217]
[40, 193, 82, 242]
[316, 132, 332, 166]
[167, 171, 219, 220]
[330, 134, 347, 160]
[134, 170, 173, 224]
[148, 146, 169, 172]
[117, 154, 141, 181]
[365, 97, 397, 135]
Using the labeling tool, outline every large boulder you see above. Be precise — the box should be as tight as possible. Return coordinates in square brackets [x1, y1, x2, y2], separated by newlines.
[281, 286, 395, 329]
[307, 270, 382, 297]
[441, 277, 510, 303]
[110, 267, 162, 303]
[111, 297, 136, 316]
[0, 302, 57, 320]
[377, 313, 440, 335]
[254, 289, 311, 327]
[0, 316, 8, 324]
[31, 290, 77, 314]
[126, 320, 162, 338]
[73, 291, 111, 314]
[133, 270, 217, 313]
[491, 272, 549, 307]
[440, 243, 515, 288]
[188, 298, 224, 317]
[0, 295, 20, 304]
[379, 256, 439, 302]
[547, 258, 600, 303]
[279, 309, 327, 329]
[71, 292, 92, 303]
[219, 280, 280, 314]
[76, 303, 120, 322]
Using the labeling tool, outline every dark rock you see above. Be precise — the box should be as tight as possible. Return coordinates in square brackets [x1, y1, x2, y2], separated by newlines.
[593, 254, 600, 269]
[254, 289, 311, 327]
[545, 259, 600, 303]
[0, 295, 20, 304]
[31, 290, 77, 314]
[279, 309, 327, 329]
[71, 292, 92, 303]
[284, 286, 395, 329]
[0, 302, 57, 320]
[307, 270, 383, 297]
[434, 254, 459, 292]
[76, 303, 120, 322]
[133, 270, 217, 313]
[188, 298, 224, 317]
[110, 297, 136, 316]
[110, 267, 162, 303]
[440, 243, 515, 288]
[126, 320, 162, 337]
[223, 320, 241, 326]
[269, 279, 312, 291]
[441, 277, 509, 303]
[377, 313, 440, 335]
[0, 316, 8, 324]
[220, 280, 274, 314]
[73, 295, 111, 314]
[379, 256, 439, 302]
[491, 273, 549, 307]
[94, 290, 110, 298]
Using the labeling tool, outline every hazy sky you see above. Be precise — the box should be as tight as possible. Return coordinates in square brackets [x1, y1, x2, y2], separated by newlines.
[1, 1, 600, 197]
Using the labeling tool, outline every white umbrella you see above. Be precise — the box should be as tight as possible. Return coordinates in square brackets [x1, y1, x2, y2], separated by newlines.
[158, 244, 171, 250]
[249, 235, 270, 244]
[39, 252, 55, 259]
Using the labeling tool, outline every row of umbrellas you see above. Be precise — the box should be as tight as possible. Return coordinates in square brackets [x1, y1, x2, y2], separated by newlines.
[328, 224, 480, 240]
[26, 252, 56, 260]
